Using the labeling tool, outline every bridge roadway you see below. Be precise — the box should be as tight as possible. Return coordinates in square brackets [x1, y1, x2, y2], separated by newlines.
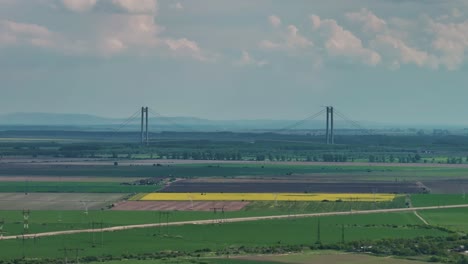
[2, 204, 468, 241]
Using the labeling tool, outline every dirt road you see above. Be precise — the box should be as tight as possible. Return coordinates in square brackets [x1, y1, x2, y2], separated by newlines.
[2, 204, 467, 241]
[2, 158, 468, 168]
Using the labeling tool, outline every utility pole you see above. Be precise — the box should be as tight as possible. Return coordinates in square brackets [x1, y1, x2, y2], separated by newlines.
[0, 218, 5, 239]
[316, 218, 321, 244]
[23, 210, 30, 233]
[72, 248, 84, 264]
[158, 212, 170, 235]
[211, 207, 225, 224]
[59, 247, 69, 264]
[341, 224, 345, 244]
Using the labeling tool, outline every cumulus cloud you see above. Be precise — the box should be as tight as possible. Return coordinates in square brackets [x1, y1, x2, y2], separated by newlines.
[258, 40, 281, 50]
[346, 8, 387, 33]
[311, 15, 381, 66]
[235, 50, 267, 67]
[164, 38, 212, 61]
[0, 12, 209, 61]
[429, 19, 468, 70]
[345, 10, 446, 69]
[111, 0, 158, 14]
[259, 21, 312, 51]
[94, 14, 210, 60]
[0, 20, 52, 47]
[62, 0, 96, 12]
[268, 15, 281, 28]
[371, 34, 438, 69]
[99, 37, 126, 55]
[0, 19, 88, 54]
[0, 0, 213, 61]
[286, 25, 313, 48]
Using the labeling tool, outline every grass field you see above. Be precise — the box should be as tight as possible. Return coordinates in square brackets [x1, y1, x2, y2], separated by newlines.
[85, 251, 429, 264]
[411, 194, 468, 207]
[235, 251, 430, 264]
[244, 197, 406, 212]
[139, 193, 397, 202]
[0, 181, 159, 193]
[419, 207, 468, 232]
[3, 163, 468, 181]
[0, 212, 447, 260]
[107, 258, 287, 264]
[0, 197, 406, 236]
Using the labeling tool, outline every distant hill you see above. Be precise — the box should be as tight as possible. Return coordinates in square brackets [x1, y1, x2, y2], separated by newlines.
[0, 112, 421, 131]
[0, 112, 335, 131]
[0, 112, 119, 126]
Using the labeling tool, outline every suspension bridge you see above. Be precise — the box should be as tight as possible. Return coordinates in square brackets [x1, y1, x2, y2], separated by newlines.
[110, 106, 373, 146]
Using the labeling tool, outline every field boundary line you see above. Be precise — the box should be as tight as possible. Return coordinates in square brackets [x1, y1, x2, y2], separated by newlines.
[414, 211, 429, 225]
[128, 193, 148, 201]
[2, 204, 468, 241]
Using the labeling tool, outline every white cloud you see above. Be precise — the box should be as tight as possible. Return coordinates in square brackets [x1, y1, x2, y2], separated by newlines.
[164, 38, 211, 61]
[311, 15, 381, 66]
[235, 50, 267, 67]
[258, 40, 281, 50]
[429, 19, 468, 70]
[310, 15, 321, 30]
[371, 34, 438, 69]
[0, 14, 210, 61]
[346, 8, 387, 33]
[268, 15, 281, 28]
[286, 25, 313, 48]
[169, 2, 184, 10]
[259, 21, 312, 51]
[0, 20, 53, 47]
[99, 37, 126, 55]
[62, 0, 96, 12]
[2, 20, 52, 37]
[345, 10, 444, 69]
[111, 0, 158, 14]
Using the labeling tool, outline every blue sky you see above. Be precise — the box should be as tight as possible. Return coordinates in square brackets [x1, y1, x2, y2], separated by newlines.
[1, 0, 468, 125]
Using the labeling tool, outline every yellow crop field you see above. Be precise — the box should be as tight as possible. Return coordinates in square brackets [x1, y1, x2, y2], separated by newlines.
[139, 193, 396, 202]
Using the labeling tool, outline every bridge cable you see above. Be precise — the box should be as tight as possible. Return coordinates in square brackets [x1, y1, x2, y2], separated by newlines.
[272, 108, 326, 133]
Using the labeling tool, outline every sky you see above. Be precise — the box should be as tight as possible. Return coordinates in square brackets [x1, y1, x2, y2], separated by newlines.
[1, 0, 468, 125]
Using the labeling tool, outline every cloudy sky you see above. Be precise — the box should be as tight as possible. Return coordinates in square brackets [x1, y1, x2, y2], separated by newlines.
[1, 0, 468, 125]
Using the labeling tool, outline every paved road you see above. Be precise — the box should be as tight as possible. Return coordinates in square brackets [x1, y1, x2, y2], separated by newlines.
[2, 204, 468, 241]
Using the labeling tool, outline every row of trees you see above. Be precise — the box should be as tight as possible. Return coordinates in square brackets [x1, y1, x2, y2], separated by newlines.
[368, 154, 422, 163]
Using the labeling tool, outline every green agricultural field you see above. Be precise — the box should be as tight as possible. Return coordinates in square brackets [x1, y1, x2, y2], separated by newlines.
[419, 207, 468, 232]
[92, 259, 279, 264]
[244, 197, 406, 212]
[410, 194, 468, 207]
[2, 163, 468, 181]
[0, 199, 408, 236]
[89, 251, 430, 264]
[0, 181, 160, 193]
[0, 212, 448, 260]
[235, 251, 431, 264]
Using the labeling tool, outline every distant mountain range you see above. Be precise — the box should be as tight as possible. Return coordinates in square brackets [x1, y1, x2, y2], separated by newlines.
[0, 112, 460, 131]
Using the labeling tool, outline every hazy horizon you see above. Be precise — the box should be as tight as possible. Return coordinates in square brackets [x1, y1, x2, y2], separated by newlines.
[2, 1, 468, 125]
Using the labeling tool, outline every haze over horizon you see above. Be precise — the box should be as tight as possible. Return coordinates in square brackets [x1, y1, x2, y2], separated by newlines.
[1, 1, 468, 125]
